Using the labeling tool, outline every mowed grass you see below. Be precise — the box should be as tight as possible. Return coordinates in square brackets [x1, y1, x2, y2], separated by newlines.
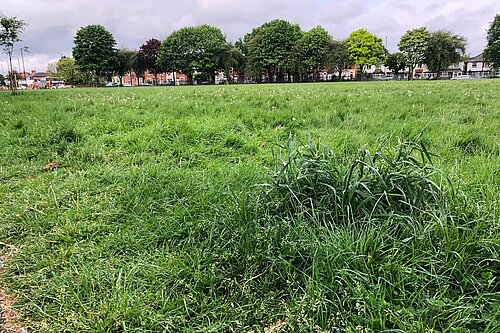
[0, 80, 499, 332]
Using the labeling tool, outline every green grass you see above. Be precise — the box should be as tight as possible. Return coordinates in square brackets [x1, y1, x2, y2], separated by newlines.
[0, 80, 499, 332]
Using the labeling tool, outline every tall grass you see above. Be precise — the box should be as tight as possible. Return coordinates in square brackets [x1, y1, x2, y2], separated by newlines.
[256, 137, 499, 331]
[263, 137, 448, 224]
[0, 81, 499, 332]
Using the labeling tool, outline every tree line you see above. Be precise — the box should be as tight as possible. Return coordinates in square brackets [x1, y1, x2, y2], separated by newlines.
[2, 13, 500, 89]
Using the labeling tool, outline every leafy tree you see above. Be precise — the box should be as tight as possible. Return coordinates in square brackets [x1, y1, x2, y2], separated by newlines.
[131, 57, 144, 86]
[46, 61, 57, 77]
[385, 52, 407, 74]
[72, 24, 117, 83]
[116, 49, 137, 86]
[217, 42, 245, 83]
[325, 40, 352, 80]
[56, 57, 84, 85]
[243, 19, 303, 83]
[233, 39, 247, 74]
[137, 38, 161, 85]
[192, 25, 227, 84]
[300, 26, 333, 81]
[0, 73, 5, 86]
[289, 42, 307, 81]
[398, 27, 430, 80]
[484, 14, 500, 72]
[158, 25, 227, 84]
[345, 28, 385, 80]
[0, 13, 27, 93]
[424, 30, 466, 78]
[157, 27, 195, 83]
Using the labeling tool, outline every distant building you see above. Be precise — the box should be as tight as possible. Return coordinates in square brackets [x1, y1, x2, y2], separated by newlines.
[465, 53, 491, 78]
[120, 71, 189, 86]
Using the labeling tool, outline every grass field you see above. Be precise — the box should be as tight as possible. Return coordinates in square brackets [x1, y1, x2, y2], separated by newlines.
[0, 80, 499, 332]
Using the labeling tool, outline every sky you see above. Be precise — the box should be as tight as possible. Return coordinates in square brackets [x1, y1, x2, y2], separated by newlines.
[1, 0, 499, 74]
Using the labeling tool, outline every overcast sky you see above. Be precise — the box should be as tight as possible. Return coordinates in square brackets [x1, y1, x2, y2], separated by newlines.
[1, 0, 499, 73]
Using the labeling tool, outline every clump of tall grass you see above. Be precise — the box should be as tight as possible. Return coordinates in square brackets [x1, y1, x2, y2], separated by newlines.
[263, 137, 449, 223]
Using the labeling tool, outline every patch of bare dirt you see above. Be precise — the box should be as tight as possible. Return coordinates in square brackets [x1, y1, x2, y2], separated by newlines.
[264, 320, 284, 333]
[1, 245, 27, 333]
[43, 161, 59, 172]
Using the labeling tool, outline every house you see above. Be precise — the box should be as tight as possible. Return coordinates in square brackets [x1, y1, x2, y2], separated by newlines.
[120, 70, 189, 86]
[31, 72, 48, 88]
[465, 53, 491, 78]
[445, 62, 464, 79]
[320, 65, 356, 81]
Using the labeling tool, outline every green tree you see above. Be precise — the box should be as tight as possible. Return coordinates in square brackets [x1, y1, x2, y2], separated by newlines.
[137, 38, 161, 85]
[157, 27, 193, 83]
[217, 42, 245, 83]
[325, 40, 352, 80]
[424, 30, 466, 78]
[345, 28, 385, 80]
[385, 52, 407, 75]
[131, 53, 144, 86]
[0, 13, 27, 94]
[398, 27, 430, 80]
[0, 73, 5, 86]
[116, 49, 137, 86]
[243, 19, 303, 83]
[193, 25, 227, 84]
[300, 26, 333, 81]
[72, 24, 117, 83]
[157, 25, 227, 84]
[46, 61, 57, 77]
[233, 39, 247, 75]
[56, 57, 84, 85]
[484, 14, 500, 72]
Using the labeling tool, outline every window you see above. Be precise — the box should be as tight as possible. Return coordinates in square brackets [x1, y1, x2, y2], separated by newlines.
[472, 63, 477, 68]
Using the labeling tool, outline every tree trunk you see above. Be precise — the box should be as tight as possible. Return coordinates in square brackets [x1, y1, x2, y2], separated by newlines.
[8, 51, 18, 94]
[357, 65, 363, 81]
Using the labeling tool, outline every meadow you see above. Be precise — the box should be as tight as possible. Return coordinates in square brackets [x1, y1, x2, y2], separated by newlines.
[0, 80, 499, 332]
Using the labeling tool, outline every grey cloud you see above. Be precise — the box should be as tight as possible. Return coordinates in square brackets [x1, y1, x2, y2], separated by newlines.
[320, 0, 366, 25]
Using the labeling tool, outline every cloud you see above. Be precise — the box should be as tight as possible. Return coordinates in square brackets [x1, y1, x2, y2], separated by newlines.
[1, 0, 498, 72]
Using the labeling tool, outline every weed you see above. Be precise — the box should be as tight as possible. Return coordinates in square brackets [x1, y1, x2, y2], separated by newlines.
[263, 137, 447, 224]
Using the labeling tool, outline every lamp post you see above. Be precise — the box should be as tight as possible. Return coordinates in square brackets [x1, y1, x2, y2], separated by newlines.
[20, 47, 28, 80]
